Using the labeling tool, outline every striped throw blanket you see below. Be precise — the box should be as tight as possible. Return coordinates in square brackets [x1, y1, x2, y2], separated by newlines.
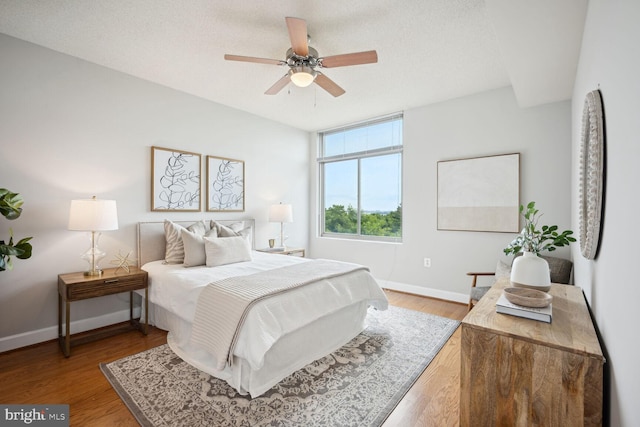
[190, 259, 368, 370]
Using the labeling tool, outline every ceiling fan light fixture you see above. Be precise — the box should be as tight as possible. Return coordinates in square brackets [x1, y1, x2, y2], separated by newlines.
[225, 17, 375, 97]
[289, 66, 316, 87]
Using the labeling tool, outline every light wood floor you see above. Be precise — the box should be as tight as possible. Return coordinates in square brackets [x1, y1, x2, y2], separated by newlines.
[0, 290, 468, 426]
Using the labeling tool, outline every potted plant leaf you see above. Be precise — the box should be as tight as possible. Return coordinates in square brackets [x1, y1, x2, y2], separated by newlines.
[0, 188, 33, 271]
[504, 201, 575, 290]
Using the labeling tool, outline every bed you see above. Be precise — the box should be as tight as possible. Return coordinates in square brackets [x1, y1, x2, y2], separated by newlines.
[137, 219, 388, 397]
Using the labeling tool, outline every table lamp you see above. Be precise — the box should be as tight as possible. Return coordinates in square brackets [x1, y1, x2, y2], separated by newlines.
[268, 203, 293, 249]
[68, 196, 118, 276]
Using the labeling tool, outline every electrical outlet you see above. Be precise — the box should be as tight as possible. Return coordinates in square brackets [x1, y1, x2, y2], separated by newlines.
[423, 257, 431, 268]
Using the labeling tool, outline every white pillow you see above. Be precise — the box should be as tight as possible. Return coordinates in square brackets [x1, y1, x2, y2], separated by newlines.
[235, 227, 253, 248]
[211, 220, 253, 247]
[212, 221, 241, 236]
[182, 227, 217, 267]
[164, 220, 208, 264]
[205, 235, 252, 267]
[495, 260, 512, 279]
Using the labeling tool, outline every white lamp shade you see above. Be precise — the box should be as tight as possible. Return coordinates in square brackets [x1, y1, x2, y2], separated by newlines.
[269, 203, 293, 223]
[68, 198, 118, 231]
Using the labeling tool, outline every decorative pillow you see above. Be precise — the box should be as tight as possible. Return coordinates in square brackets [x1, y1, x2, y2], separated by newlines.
[495, 260, 512, 279]
[182, 227, 217, 267]
[164, 220, 208, 264]
[211, 220, 253, 247]
[235, 227, 252, 247]
[205, 235, 252, 267]
[212, 221, 242, 236]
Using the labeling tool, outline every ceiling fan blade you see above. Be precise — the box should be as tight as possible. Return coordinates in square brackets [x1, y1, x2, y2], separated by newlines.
[320, 50, 378, 68]
[285, 17, 309, 57]
[315, 73, 346, 97]
[224, 54, 285, 66]
[265, 74, 291, 95]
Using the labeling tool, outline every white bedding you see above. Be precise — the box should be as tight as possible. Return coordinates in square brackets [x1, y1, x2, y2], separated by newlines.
[142, 250, 388, 396]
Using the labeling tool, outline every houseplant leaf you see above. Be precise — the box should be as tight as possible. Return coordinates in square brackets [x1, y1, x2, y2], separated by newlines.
[0, 189, 24, 220]
[1, 189, 33, 271]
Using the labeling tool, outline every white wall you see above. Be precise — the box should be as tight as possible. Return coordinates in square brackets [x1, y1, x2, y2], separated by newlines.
[0, 34, 310, 351]
[572, 1, 640, 424]
[310, 86, 573, 302]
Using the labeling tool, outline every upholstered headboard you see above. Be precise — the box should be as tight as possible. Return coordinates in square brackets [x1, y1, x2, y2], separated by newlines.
[137, 219, 256, 266]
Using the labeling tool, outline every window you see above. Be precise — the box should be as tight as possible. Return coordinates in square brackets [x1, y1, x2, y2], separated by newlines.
[318, 114, 403, 241]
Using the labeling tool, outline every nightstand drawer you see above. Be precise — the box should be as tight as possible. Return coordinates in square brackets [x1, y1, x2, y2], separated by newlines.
[66, 275, 146, 299]
[58, 269, 148, 301]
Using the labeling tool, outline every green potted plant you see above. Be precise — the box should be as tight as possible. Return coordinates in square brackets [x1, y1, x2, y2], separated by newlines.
[504, 201, 576, 256]
[0, 188, 33, 271]
[504, 201, 575, 291]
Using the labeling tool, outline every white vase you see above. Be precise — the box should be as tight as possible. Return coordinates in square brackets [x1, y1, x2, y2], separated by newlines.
[510, 251, 551, 292]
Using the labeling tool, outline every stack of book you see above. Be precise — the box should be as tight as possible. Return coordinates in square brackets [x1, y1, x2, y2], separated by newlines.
[259, 247, 285, 252]
[496, 292, 552, 323]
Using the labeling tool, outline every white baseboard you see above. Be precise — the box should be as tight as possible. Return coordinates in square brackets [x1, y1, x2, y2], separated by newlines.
[0, 307, 141, 353]
[377, 279, 469, 304]
[1, 280, 467, 353]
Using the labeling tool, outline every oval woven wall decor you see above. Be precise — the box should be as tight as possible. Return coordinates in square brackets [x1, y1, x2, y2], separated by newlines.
[579, 89, 605, 260]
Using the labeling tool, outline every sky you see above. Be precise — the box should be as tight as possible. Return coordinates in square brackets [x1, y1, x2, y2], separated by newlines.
[322, 118, 402, 212]
[324, 154, 401, 212]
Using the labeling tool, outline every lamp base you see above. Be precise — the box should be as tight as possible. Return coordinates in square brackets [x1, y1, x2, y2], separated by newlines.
[84, 269, 103, 277]
[80, 231, 106, 278]
[279, 223, 287, 251]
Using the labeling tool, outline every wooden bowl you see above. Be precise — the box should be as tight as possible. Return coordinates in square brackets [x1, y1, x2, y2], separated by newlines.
[503, 287, 552, 308]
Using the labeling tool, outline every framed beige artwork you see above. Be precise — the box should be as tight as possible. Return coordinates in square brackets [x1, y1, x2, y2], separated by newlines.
[437, 153, 520, 232]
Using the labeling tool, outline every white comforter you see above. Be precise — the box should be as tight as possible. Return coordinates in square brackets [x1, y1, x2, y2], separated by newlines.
[142, 251, 388, 394]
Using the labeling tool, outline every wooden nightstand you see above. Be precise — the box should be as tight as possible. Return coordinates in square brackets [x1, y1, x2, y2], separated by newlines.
[256, 247, 306, 257]
[57, 267, 148, 357]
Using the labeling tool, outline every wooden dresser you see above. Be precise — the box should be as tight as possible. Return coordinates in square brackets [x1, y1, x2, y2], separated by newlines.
[460, 278, 604, 426]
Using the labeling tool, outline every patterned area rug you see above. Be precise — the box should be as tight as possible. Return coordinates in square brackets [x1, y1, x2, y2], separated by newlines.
[100, 306, 459, 427]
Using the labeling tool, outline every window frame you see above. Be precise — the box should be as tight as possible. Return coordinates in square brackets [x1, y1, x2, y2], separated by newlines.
[318, 113, 403, 243]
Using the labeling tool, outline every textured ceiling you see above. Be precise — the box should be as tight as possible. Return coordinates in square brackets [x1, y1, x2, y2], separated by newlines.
[0, 0, 587, 131]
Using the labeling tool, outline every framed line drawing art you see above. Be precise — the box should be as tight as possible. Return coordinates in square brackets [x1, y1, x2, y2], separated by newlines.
[437, 153, 520, 232]
[206, 155, 245, 212]
[151, 146, 201, 211]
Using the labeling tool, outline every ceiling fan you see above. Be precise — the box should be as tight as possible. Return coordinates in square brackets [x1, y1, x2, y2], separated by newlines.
[224, 17, 378, 97]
